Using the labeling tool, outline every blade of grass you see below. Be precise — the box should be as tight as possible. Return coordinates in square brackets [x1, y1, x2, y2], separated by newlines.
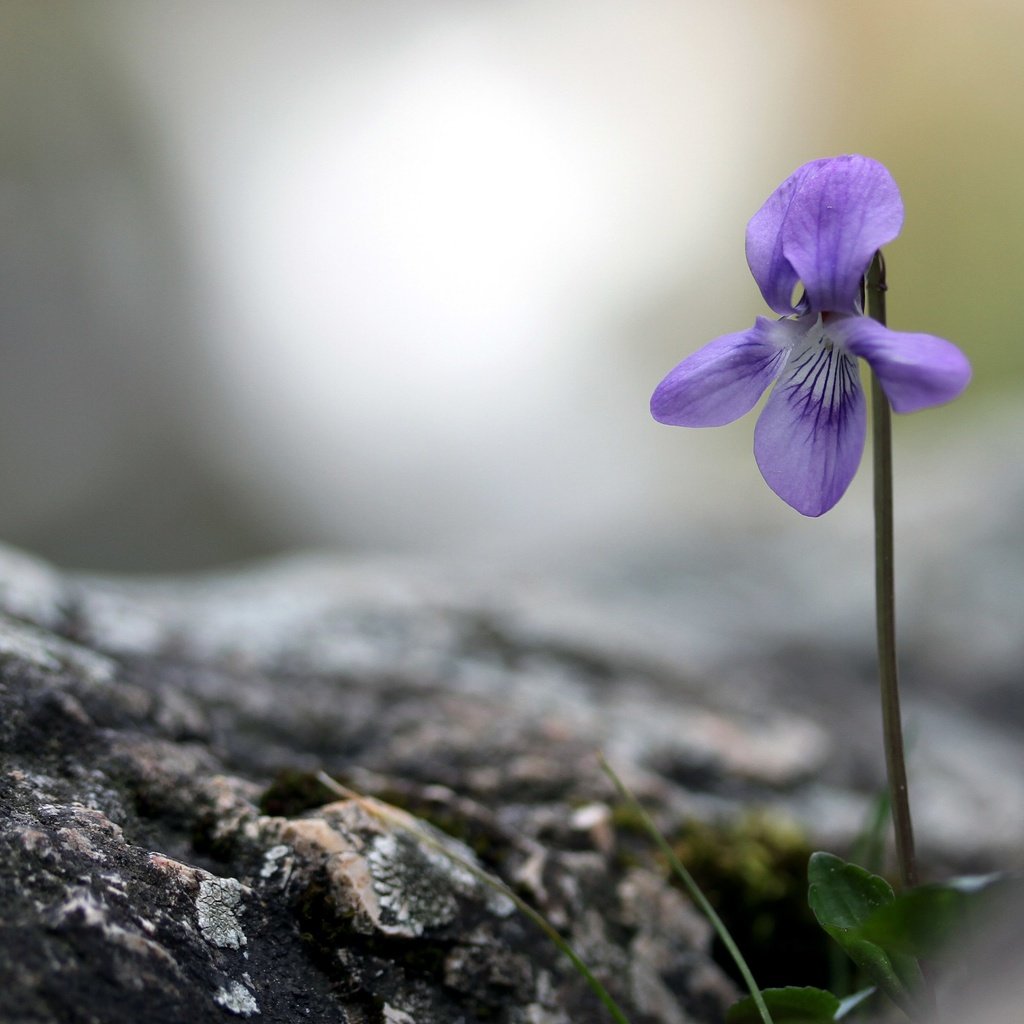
[314, 771, 634, 1024]
[851, 790, 891, 877]
[600, 757, 775, 1024]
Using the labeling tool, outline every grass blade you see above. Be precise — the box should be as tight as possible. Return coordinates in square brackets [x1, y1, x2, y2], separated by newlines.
[600, 757, 775, 1024]
[315, 771, 634, 1024]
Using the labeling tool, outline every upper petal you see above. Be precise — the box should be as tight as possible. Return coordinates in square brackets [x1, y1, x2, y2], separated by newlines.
[754, 329, 867, 515]
[650, 317, 794, 427]
[746, 156, 904, 316]
[829, 315, 972, 412]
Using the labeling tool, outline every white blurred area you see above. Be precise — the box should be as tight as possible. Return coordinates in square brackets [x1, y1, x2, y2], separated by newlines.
[135, 1, 806, 558]
[0, 2, 904, 570]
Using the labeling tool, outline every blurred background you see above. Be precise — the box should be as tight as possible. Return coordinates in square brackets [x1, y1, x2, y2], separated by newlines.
[0, 0, 1021, 575]
[5, 6, 1023, 1005]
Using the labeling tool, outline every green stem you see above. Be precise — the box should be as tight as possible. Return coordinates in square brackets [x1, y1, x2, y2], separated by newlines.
[866, 252, 918, 891]
[600, 759, 775, 1024]
[315, 772, 635, 1024]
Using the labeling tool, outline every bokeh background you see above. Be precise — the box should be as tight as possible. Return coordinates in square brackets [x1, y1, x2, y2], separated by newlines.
[1, 0, 1020, 574]
[5, 9, 1023, 1011]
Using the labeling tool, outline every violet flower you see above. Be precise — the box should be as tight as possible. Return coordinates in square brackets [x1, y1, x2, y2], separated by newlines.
[651, 155, 971, 516]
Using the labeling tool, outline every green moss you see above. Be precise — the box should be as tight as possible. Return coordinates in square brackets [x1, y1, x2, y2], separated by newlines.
[665, 812, 829, 991]
[258, 769, 338, 817]
[672, 813, 808, 903]
[345, 785, 502, 865]
[609, 801, 650, 836]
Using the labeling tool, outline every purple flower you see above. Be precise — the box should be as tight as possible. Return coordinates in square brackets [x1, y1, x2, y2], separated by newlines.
[651, 155, 971, 516]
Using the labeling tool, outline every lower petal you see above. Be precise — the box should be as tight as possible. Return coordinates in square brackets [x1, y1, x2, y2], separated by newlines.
[828, 316, 971, 413]
[650, 317, 791, 427]
[754, 335, 866, 516]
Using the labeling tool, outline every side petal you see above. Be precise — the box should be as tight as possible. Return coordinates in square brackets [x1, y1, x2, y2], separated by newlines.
[754, 332, 867, 516]
[745, 162, 814, 315]
[828, 315, 972, 413]
[746, 155, 904, 316]
[651, 317, 792, 427]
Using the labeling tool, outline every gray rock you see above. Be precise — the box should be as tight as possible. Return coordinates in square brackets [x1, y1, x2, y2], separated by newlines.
[0, 541, 1019, 1023]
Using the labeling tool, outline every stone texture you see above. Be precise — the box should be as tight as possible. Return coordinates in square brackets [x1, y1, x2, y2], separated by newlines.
[0, 540, 1020, 1023]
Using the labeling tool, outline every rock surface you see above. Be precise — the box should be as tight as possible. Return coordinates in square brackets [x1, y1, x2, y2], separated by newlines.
[0, 541, 1020, 1023]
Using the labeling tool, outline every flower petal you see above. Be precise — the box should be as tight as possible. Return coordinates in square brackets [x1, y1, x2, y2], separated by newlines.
[746, 156, 904, 316]
[828, 315, 971, 413]
[745, 163, 814, 316]
[754, 329, 866, 516]
[651, 317, 793, 427]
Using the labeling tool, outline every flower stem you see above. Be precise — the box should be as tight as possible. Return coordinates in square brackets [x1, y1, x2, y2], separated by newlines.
[866, 251, 918, 890]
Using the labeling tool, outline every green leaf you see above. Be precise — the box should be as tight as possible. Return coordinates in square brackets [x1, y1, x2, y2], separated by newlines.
[856, 873, 1017, 959]
[855, 884, 965, 958]
[807, 853, 922, 1012]
[726, 987, 839, 1024]
[807, 852, 895, 928]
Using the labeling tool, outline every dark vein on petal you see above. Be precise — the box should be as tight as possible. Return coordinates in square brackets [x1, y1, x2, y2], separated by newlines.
[778, 337, 860, 446]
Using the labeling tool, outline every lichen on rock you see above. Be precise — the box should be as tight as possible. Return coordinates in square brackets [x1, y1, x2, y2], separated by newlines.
[2, 539, 1020, 1022]
[196, 876, 250, 950]
[268, 797, 514, 940]
[214, 979, 260, 1017]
